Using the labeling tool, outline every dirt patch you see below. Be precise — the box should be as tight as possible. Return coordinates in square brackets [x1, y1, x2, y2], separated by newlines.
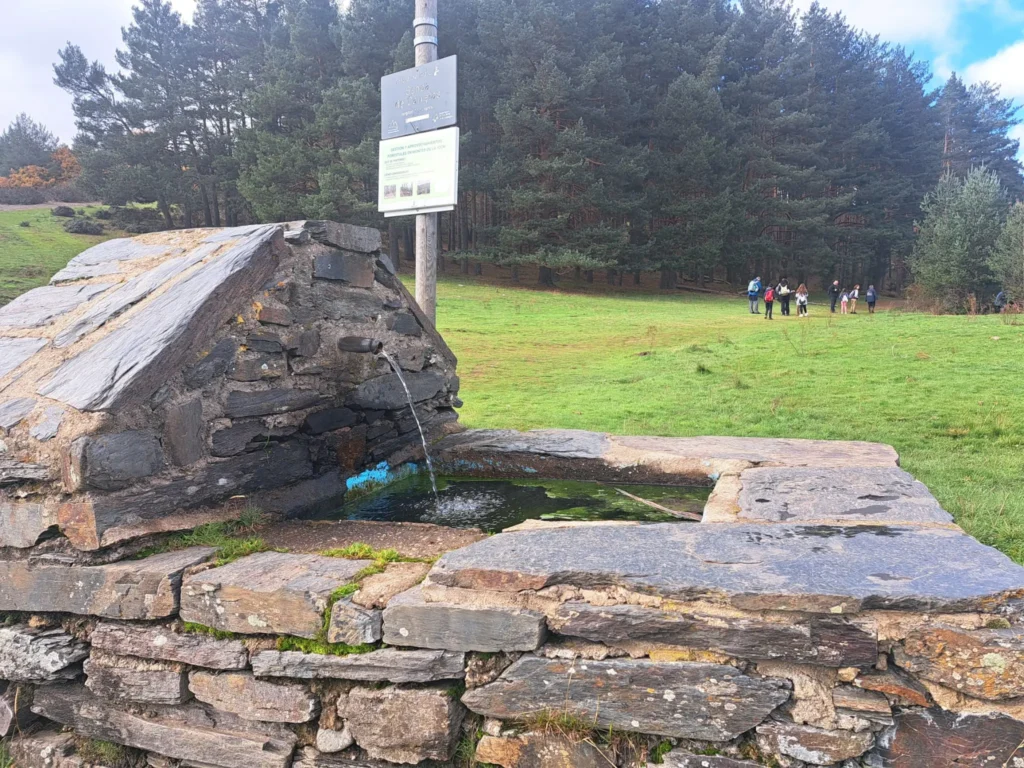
[259, 520, 487, 559]
[0, 202, 102, 212]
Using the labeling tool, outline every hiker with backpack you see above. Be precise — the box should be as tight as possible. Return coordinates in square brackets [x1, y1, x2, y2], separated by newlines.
[866, 285, 878, 314]
[777, 279, 792, 316]
[747, 277, 762, 314]
[764, 284, 776, 320]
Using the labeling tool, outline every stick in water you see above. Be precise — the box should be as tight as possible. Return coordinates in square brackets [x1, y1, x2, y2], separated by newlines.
[614, 488, 703, 521]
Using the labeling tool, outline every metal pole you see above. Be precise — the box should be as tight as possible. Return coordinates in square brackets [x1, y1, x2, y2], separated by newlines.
[414, 0, 439, 323]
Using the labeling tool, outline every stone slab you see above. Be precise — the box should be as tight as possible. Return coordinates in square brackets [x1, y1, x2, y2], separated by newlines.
[165, 398, 205, 466]
[867, 710, 1024, 768]
[0, 397, 36, 430]
[39, 226, 281, 411]
[475, 733, 613, 768]
[190, 671, 318, 723]
[0, 547, 214, 618]
[348, 371, 445, 410]
[337, 684, 463, 764]
[0, 456, 49, 484]
[299, 220, 382, 254]
[853, 669, 932, 708]
[223, 388, 323, 418]
[462, 656, 791, 741]
[71, 430, 166, 491]
[327, 598, 382, 645]
[383, 586, 547, 652]
[0, 683, 35, 738]
[183, 338, 238, 389]
[0, 337, 47, 379]
[736, 467, 953, 524]
[91, 623, 249, 670]
[0, 283, 112, 329]
[756, 721, 874, 765]
[50, 237, 173, 277]
[662, 753, 764, 768]
[353, 561, 432, 608]
[548, 601, 877, 666]
[7, 729, 90, 768]
[30, 405, 65, 441]
[32, 684, 297, 768]
[180, 551, 373, 637]
[250, 648, 465, 683]
[84, 649, 190, 705]
[429, 523, 1024, 613]
[0, 625, 89, 683]
[312, 251, 375, 287]
[893, 625, 1024, 701]
[0, 500, 57, 547]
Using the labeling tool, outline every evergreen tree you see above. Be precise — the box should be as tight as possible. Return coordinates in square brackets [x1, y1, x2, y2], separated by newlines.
[0, 114, 58, 176]
[991, 203, 1024, 303]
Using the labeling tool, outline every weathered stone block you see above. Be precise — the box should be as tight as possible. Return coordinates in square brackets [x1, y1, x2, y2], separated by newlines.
[866, 710, 1024, 767]
[229, 353, 287, 381]
[853, 668, 931, 707]
[0, 625, 88, 683]
[165, 398, 205, 466]
[190, 671, 318, 723]
[348, 371, 445, 410]
[662, 753, 764, 768]
[250, 648, 465, 683]
[0, 500, 57, 548]
[183, 338, 238, 389]
[305, 407, 359, 435]
[39, 227, 281, 411]
[180, 552, 373, 637]
[429, 523, 1024, 613]
[387, 312, 421, 337]
[91, 623, 249, 670]
[314, 726, 354, 754]
[84, 649, 190, 705]
[383, 587, 546, 652]
[301, 220, 382, 254]
[71, 431, 166, 491]
[756, 721, 874, 765]
[0, 683, 35, 738]
[0, 398, 36, 431]
[0, 456, 49, 484]
[30, 405, 65, 441]
[327, 599, 382, 645]
[32, 684, 297, 768]
[0, 547, 214, 618]
[0, 283, 112, 329]
[893, 625, 1024, 702]
[287, 328, 320, 357]
[462, 656, 791, 740]
[353, 561, 431, 608]
[224, 389, 323, 418]
[7, 729, 86, 768]
[258, 301, 293, 326]
[475, 733, 613, 768]
[337, 684, 464, 764]
[245, 332, 283, 352]
[0, 336, 47, 379]
[313, 252, 375, 287]
[549, 601, 877, 666]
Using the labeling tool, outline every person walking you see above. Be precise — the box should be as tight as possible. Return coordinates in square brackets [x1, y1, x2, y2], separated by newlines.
[747, 277, 762, 314]
[995, 290, 1007, 314]
[849, 285, 860, 314]
[764, 283, 775, 319]
[828, 280, 841, 313]
[866, 285, 877, 314]
[778, 279, 792, 316]
[840, 289, 849, 315]
[796, 283, 809, 317]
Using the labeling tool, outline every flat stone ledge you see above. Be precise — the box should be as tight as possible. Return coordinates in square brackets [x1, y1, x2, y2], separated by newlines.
[189, 671, 318, 723]
[462, 656, 791, 741]
[735, 467, 953, 525]
[382, 586, 547, 652]
[429, 523, 1024, 613]
[251, 648, 465, 683]
[0, 625, 88, 683]
[84, 649, 189, 705]
[180, 551, 373, 638]
[0, 547, 214, 619]
[90, 623, 249, 670]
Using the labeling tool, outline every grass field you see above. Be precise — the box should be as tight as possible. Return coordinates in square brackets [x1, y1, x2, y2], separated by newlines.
[434, 279, 1024, 564]
[0, 221, 1020, 565]
[0, 206, 118, 304]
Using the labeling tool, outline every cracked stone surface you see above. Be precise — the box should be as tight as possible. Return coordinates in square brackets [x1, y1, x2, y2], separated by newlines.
[430, 523, 1024, 613]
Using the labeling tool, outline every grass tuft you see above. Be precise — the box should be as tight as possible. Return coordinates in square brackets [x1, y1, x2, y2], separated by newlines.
[275, 635, 376, 656]
[181, 622, 242, 641]
[136, 518, 271, 566]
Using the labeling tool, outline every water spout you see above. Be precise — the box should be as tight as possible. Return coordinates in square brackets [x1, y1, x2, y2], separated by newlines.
[338, 336, 384, 354]
[377, 348, 440, 505]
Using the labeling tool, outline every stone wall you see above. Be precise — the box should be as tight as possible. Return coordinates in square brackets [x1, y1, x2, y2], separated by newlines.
[0, 221, 460, 554]
[2, 430, 1023, 768]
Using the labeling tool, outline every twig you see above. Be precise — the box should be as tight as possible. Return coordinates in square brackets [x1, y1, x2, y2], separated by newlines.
[615, 488, 702, 521]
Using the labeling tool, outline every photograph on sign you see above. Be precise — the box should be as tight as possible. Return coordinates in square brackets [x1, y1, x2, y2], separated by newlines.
[381, 55, 457, 140]
[378, 126, 459, 216]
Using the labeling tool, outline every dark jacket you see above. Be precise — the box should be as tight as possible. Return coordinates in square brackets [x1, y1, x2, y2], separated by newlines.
[828, 284, 841, 298]
[866, 287, 877, 303]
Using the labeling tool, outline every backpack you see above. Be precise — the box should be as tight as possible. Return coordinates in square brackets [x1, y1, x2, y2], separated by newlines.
[764, 287, 775, 302]
[748, 280, 758, 294]
[779, 285, 791, 296]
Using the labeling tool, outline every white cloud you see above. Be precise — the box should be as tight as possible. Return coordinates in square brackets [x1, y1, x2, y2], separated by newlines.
[0, 0, 196, 142]
[790, 0, 960, 47]
[964, 40, 1024, 99]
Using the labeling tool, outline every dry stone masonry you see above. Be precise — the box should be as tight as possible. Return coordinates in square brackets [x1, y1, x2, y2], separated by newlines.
[1, 221, 1023, 767]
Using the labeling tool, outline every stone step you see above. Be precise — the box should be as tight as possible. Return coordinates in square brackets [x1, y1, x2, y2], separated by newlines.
[250, 648, 465, 683]
[180, 551, 373, 638]
[0, 625, 89, 683]
[461, 656, 791, 741]
[429, 523, 1024, 614]
[84, 649, 190, 705]
[0, 547, 214, 618]
[382, 586, 547, 652]
[548, 601, 877, 667]
[32, 684, 297, 768]
[189, 671, 318, 723]
[91, 622, 249, 670]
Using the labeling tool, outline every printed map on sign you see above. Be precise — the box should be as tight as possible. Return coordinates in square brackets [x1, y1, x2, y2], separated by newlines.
[378, 126, 460, 217]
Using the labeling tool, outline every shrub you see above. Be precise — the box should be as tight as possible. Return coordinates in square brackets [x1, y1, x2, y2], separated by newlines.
[63, 219, 104, 235]
[18, 221, 29, 228]
[51, 205, 75, 217]
[0, 187, 46, 204]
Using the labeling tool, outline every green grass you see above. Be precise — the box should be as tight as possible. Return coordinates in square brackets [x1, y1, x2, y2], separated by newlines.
[136, 520, 270, 566]
[433, 278, 1024, 564]
[0, 207, 120, 303]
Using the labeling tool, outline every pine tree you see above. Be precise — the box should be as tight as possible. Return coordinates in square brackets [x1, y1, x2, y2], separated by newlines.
[0, 115, 58, 176]
[991, 203, 1024, 303]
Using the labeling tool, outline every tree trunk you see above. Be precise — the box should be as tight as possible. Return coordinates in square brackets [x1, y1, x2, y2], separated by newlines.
[633, 270, 641, 286]
[403, 226, 415, 262]
[538, 266, 555, 286]
[585, 270, 594, 283]
[461, 258, 470, 274]
[183, 202, 193, 230]
[157, 198, 174, 230]
[607, 269, 617, 285]
[574, 266, 582, 281]
[474, 262, 482, 276]
[660, 268, 676, 290]
[200, 185, 213, 227]
[511, 265, 520, 283]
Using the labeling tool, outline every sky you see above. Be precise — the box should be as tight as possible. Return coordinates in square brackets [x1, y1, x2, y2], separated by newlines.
[1, 0, 1024, 146]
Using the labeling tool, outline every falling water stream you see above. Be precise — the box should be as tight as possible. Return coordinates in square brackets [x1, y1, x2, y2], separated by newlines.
[377, 349, 440, 504]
